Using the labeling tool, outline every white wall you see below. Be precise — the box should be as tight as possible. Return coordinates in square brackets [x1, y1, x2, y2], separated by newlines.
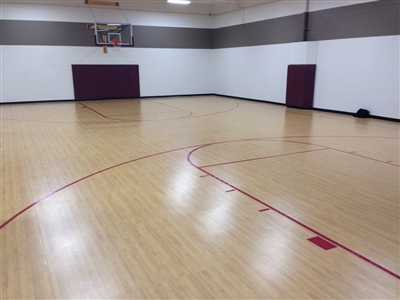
[212, 0, 377, 28]
[1, 3, 213, 28]
[212, 0, 304, 28]
[1, 1, 399, 119]
[1, 3, 213, 103]
[211, 41, 317, 103]
[1, 46, 211, 102]
[314, 35, 400, 119]
[211, 0, 399, 119]
[212, 44, 292, 102]
[212, 36, 400, 119]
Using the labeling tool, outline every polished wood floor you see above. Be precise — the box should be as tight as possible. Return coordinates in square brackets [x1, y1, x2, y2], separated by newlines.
[1, 96, 399, 299]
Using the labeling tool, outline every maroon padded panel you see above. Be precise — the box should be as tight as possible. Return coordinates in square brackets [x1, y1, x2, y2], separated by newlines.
[72, 64, 140, 100]
[285, 64, 316, 109]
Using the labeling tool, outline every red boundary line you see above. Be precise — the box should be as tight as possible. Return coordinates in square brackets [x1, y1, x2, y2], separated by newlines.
[1, 136, 399, 280]
[0, 145, 196, 230]
[201, 147, 329, 168]
[79, 102, 127, 121]
[0, 101, 239, 124]
[186, 142, 400, 280]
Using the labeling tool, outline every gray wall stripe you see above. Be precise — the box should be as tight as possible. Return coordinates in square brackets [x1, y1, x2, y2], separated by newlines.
[132, 26, 212, 49]
[307, 0, 400, 41]
[0, 1, 398, 48]
[212, 14, 304, 48]
[0, 20, 94, 46]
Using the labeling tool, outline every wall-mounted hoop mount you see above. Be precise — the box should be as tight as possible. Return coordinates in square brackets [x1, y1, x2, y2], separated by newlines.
[86, 22, 134, 47]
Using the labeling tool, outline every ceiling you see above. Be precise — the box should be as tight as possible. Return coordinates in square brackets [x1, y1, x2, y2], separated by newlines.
[3, 0, 279, 16]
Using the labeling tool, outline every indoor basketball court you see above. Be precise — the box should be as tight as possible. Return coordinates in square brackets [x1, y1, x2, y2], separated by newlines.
[1, 0, 399, 299]
[1, 96, 399, 299]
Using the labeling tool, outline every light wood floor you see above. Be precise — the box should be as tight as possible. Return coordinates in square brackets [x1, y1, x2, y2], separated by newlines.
[1, 95, 399, 299]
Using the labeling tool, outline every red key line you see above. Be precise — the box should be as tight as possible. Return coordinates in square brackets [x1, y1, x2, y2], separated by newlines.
[187, 143, 400, 280]
[2, 136, 399, 280]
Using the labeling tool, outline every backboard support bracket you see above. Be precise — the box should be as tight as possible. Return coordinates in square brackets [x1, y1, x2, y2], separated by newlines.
[85, 0, 119, 7]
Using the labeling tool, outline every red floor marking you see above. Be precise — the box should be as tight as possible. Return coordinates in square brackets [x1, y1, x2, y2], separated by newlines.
[201, 148, 328, 168]
[308, 236, 337, 250]
[200, 175, 210, 177]
[259, 208, 270, 212]
[2, 136, 400, 280]
[334, 148, 400, 167]
[79, 102, 122, 121]
[150, 100, 240, 119]
[226, 189, 235, 192]
[2, 100, 239, 124]
[80, 101, 194, 122]
[0, 145, 199, 230]
[186, 143, 400, 280]
[151, 101, 193, 117]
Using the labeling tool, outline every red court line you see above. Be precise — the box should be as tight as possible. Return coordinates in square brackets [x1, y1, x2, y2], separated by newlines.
[190, 137, 400, 169]
[150, 101, 194, 118]
[0, 145, 199, 230]
[200, 148, 328, 168]
[259, 208, 270, 212]
[79, 102, 130, 121]
[333, 149, 400, 167]
[2, 136, 399, 280]
[273, 139, 400, 167]
[186, 143, 400, 280]
[150, 100, 240, 118]
[81, 101, 194, 121]
[308, 236, 337, 250]
[3, 135, 396, 230]
[108, 110, 181, 117]
[192, 102, 239, 118]
[4, 101, 239, 123]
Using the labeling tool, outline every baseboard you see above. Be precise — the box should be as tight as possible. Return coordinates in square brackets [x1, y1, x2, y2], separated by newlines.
[1, 99, 77, 105]
[313, 107, 400, 122]
[1, 94, 399, 122]
[214, 93, 399, 122]
[140, 93, 214, 99]
[212, 94, 286, 106]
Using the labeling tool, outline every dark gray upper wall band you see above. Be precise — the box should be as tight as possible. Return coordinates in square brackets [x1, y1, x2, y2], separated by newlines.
[307, 0, 400, 41]
[132, 26, 212, 48]
[212, 14, 304, 48]
[0, 0, 398, 48]
[0, 20, 94, 46]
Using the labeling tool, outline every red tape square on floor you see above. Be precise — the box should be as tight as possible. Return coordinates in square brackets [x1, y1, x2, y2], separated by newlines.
[308, 236, 337, 250]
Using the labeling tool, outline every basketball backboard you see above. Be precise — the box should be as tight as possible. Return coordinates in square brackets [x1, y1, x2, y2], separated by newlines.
[86, 22, 134, 47]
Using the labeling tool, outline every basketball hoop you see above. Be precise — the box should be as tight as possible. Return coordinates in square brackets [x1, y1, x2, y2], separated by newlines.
[112, 40, 122, 48]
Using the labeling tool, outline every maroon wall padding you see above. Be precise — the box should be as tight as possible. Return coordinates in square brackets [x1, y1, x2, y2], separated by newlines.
[72, 65, 140, 100]
[285, 64, 316, 109]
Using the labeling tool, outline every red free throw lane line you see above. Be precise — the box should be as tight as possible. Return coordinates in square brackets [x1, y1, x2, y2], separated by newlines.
[2, 136, 399, 279]
[151, 100, 240, 119]
[186, 144, 400, 280]
[3, 136, 397, 229]
[79, 102, 133, 121]
[80, 101, 194, 121]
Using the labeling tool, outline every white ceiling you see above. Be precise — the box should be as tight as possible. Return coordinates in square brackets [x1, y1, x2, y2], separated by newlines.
[3, 0, 279, 16]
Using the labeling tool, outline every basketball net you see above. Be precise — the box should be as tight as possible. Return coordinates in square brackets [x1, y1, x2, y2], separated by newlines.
[112, 40, 122, 49]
